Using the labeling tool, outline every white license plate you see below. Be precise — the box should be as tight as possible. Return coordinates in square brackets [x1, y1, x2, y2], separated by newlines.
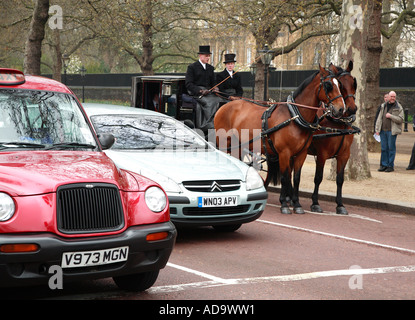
[198, 196, 238, 207]
[61, 246, 129, 269]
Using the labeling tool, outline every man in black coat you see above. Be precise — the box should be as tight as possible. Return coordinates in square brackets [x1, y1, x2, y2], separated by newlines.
[185, 45, 221, 131]
[216, 53, 243, 101]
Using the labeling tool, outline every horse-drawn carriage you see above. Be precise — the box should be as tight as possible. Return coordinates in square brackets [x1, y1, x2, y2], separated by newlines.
[130, 63, 360, 216]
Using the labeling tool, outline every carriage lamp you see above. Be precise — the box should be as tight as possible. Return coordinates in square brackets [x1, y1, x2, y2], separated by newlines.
[162, 83, 172, 96]
[258, 44, 275, 101]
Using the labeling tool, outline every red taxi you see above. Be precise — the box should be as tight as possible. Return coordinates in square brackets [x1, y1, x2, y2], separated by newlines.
[0, 69, 176, 291]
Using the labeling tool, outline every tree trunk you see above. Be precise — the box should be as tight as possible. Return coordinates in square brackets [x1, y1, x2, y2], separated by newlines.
[52, 29, 62, 81]
[23, 0, 50, 75]
[138, 0, 154, 75]
[363, 0, 383, 153]
[329, 0, 382, 181]
[140, 23, 154, 75]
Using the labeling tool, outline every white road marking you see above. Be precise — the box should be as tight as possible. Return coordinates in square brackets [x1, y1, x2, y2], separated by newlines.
[167, 262, 236, 284]
[149, 264, 415, 294]
[257, 219, 415, 254]
[151, 217, 415, 294]
[266, 203, 382, 223]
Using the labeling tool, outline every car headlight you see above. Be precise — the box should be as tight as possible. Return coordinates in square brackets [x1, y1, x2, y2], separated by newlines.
[245, 166, 264, 190]
[140, 169, 181, 193]
[0, 193, 15, 221]
[156, 176, 181, 193]
[145, 187, 167, 212]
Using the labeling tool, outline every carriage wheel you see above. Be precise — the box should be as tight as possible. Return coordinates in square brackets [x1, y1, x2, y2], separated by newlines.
[241, 148, 270, 186]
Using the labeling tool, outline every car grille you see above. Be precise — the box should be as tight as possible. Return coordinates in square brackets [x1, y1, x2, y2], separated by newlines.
[182, 180, 240, 192]
[182, 205, 250, 216]
[57, 183, 124, 234]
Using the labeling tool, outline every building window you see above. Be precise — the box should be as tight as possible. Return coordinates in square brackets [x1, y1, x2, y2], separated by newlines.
[296, 47, 303, 65]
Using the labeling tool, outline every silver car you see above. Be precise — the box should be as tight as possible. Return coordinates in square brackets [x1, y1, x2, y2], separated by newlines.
[84, 103, 267, 231]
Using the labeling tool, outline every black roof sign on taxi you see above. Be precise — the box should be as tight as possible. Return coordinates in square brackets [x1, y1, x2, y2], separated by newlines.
[0, 68, 25, 86]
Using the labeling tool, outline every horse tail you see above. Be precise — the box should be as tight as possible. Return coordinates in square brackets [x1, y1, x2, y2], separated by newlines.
[264, 154, 280, 187]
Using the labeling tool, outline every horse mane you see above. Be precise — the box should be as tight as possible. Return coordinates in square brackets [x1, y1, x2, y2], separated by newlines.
[292, 71, 319, 100]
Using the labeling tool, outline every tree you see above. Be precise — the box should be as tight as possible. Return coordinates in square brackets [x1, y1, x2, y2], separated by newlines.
[208, 0, 342, 100]
[381, 0, 415, 68]
[23, 0, 50, 75]
[78, 0, 203, 75]
[332, 0, 383, 180]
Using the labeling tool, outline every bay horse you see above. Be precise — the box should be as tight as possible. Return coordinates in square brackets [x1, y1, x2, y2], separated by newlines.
[308, 61, 359, 215]
[214, 65, 345, 214]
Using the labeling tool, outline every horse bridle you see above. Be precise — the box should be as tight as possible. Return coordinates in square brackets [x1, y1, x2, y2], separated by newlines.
[333, 70, 358, 124]
[318, 72, 344, 107]
[336, 71, 357, 103]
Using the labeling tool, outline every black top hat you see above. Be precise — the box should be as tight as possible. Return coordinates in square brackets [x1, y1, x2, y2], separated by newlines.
[223, 53, 236, 63]
[198, 45, 212, 54]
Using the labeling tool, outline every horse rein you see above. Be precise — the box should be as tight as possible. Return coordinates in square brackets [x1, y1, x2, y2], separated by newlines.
[198, 70, 242, 99]
[216, 70, 344, 114]
[217, 94, 324, 111]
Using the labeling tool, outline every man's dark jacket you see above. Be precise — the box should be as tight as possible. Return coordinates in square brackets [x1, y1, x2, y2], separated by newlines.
[185, 61, 216, 96]
[216, 69, 243, 98]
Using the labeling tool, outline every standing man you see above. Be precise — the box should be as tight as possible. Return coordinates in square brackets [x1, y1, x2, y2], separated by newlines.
[185, 45, 221, 132]
[374, 93, 389, 132]
[216, 53, 243, 101]
[375, 91, 404, 172]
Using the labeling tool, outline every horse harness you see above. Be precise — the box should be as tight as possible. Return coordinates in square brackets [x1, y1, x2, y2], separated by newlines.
[222, 70, 360, 159]
[260, 70, 345, 158]
[311, 115, 361, 159]
[260, 95, 320, 159]
[260, 95, 361, 161]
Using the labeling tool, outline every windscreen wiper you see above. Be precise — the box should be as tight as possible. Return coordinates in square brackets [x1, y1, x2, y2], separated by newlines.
[0, 142, 46, 150]
[45, 142, 97, 150]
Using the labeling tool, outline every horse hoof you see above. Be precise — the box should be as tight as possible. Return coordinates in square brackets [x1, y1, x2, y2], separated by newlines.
[336, 206, 348, 215]
[294, 207, 305, 214]
[281, 207, 291, 214]
[310, 204, 323, 213]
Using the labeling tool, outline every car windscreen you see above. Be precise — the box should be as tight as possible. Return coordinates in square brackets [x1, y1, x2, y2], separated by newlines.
[0, 89, 97, 150]
[90, 114, 209, 150]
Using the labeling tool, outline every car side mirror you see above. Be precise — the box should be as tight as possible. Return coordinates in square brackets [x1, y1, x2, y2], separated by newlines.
[97, 133, 115, 150]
